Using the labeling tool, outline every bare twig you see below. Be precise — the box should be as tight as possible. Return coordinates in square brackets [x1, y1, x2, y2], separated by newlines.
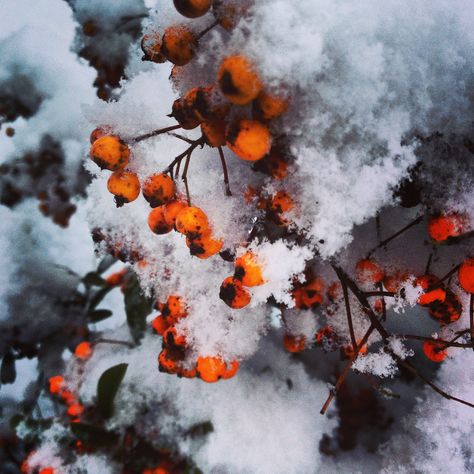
[341, 279, 357, 352]
[131, 124, 181, 143]
[218, 146, 232, 196]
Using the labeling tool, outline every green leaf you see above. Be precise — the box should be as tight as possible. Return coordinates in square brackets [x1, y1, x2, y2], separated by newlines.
[185, 421, 214, 438]
[123, 275, 153, 342]
[97, 255, 116, 274]
[97, 363, 128, 419]
[10, 413, 24, 430]
[83, 272, 107, 287]
[1, 351, 16, 384]
[71, 422, 118, 447]
[88, 309, 113, 322]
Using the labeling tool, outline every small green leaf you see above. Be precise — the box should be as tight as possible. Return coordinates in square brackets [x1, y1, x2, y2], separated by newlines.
[1, 351, 16, 384]
[83, 272, 107, 287]
[89, 309, 113, 322]
[97, 255, 116, 274]
[10, 413, 24, 430]
[123, 275, 153, 342]
[97, 363, 128, 419]
[71, 422, 118, 447]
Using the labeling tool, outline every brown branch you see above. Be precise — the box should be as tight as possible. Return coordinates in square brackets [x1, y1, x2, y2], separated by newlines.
[131, 124, 181, 143]
[364, 291, 396, 297]
[394, 334, 473, 349]
[366, 215, 423, 258]
[320, 324, 375, 415]
[341, 279, 357, 352]
[218, 146, 232, 196]
[196, 20, 219, 40]
[95, 338, 134, 348]
[470, 293, 474, 352]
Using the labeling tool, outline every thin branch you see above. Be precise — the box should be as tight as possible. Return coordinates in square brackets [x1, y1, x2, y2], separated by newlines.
[196, 20, 219, 40]
[364, 290, 396, 297]
[394, 334, 473, 348]
[131, 124, 181, 143]
[470, 294, 474, 352]
[320, 324, 375, 415]
[218, 146, 232, 196]
[95, 338, 134, 348]
[366, 215, 423, 258]
[167, 132, 195, 144]
[341, 279, 357, 352]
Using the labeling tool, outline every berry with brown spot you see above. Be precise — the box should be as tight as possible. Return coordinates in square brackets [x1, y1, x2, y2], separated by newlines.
[292, 277, 324, 309]
[414, 275, 446, 306]
[234, 251, 264, 287]
[48, 375, 65, 394]
[141, 33, 167, 63]
[196, 355, 226, 383]
[428, 213, 466, 242]
[212, 0, 248, 30]
[175, 206, 209, 237]
[163, 199, 188, 228]
[186, 230, 223, 259]
[355, 259, 384, 285]
[193, 85, 230, 121]
[163, 326, 187, 347]
[161, 295, 188, 323]
[458, 258, 474, 293]
[283, 334, 306, 353]
[107, 170, 141, 207]
[201, 119, 226, 147]
[219, 276, 251, 308]
[171, 96, 202, 130]
[253, 90, 288, 120]
[217, 55, 262, 105]
[173, 0, 211, 18]
[90, 125, 112, 143]
[423, 340, 447, 362]
[90, 135, 130, 171]
[106, 268, 127, 286]
[226, 119, 272, 162]
[341, 342, 368, 359]
[428, 290, 462, 325]
[161, 25, 196, 66]
[148, 207, 174, 235]
[142, 173, 176, 207]
[158, 348, 182, 374]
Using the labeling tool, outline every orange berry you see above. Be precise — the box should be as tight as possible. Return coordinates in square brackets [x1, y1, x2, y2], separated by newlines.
[458, 258, 474, 293]
[162, 295, 188, 323]
[90, 135, 130, 171]
[106, 268, 127, 286]
[254, 147, 288, 180]
[414, 275, 446, 306]
[148, 207, 174, 235]
[219, 276, 251, 309]
[193, 85, 230, 121]
[221, 359, 239, 379]
[428, 213, 465, 242]
[270, 191, 294, 214]
[143, 173, 176, 207]
[67, 403, 85, 417]
[423, 340, 447, 362]
[234, 251, 264, 287]
[158, 348, 182, 374]
[60, 389, 76, 405]
[74, 342, 92, 360]
[151, 315, 170, 335]
[48, 375, 65, 394]
[178, 366, 197, 379]
[161, 25, 196, 66]
[162, 200, 188, 228]
[283, 334, 306, 353]
[141, 33, 167, 63]
[292, 278, 324, 309]
[326, 282, 342, 302]
[163, 326, 187, 347]
[428, 290, 462, 325]
[201, 119, 227, 147]
[212, 0, 247, 30]
[107, 171, 141, 207]
[171, 96, 201, 130]
[175, 206, 209, 237]
[316, 326, 337, 348]
[355, 259, 384, 285]
[186, 231, 223, 259]
[39, 468, 55, 474]
[341, 342, 368, 359]
[90, 125, 112, 143]
[173, 0, 211, 18]
[226, 119, 272, 162]
[253, 90, 288, 120]
[383, 271, 409, 293]
[217, 55, 262, 105]
[196, 356, 226, 383]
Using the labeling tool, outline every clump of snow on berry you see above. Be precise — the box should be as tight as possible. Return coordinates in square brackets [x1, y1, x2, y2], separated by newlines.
[249, 240, 313, 307]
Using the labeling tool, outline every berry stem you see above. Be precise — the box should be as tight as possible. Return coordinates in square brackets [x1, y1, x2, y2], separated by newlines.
[182, 151, 193, 206]
[394, 334, 473, 348]
[131, 124, 182, 143]
[320, 324, 376, 415]
[378, 282, 387, 321]
[470, 293, 474, 352]
[95, 338, 135, 348]
[366, 215, 423, 258]
[341, 279, 357, 352]
[218, 146, 232, 196]
[364, 290, 395, 297]
[196, 20, 219, 40]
